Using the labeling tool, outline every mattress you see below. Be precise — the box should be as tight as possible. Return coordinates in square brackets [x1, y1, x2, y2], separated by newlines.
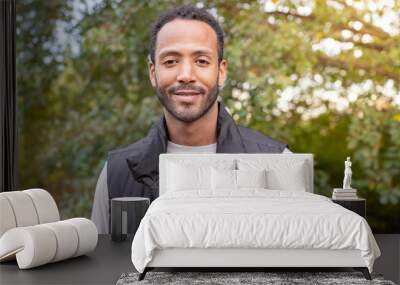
[131, 190, 381, 273]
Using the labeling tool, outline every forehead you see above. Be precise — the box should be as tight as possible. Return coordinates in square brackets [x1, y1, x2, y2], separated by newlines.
[156, 19, 218, 57]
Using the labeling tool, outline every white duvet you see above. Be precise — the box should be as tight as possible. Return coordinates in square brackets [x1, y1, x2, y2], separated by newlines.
[131, 190, 381, 273]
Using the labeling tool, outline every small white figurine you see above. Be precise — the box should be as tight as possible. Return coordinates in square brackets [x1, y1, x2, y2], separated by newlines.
[343, 157, 352, 189]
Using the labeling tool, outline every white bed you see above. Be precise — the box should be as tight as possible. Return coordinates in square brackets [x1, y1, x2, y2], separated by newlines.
[131, 154, 380, 280]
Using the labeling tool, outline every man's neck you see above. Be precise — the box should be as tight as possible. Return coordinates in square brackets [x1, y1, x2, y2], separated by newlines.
[164, 101, 218, 146]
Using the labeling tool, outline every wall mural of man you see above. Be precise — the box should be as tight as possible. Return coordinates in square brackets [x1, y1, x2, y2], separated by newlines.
[91, 5, 291, 234]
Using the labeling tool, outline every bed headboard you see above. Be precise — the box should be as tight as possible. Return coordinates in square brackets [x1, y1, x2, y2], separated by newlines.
[159, 153, 314, 195]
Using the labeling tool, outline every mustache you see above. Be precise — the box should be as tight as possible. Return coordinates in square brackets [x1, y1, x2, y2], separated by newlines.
[168, 84, 205, 94]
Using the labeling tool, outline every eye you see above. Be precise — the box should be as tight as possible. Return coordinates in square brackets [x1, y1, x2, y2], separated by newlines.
[196, 59, 210, 66]
[163, 59, 177, 66]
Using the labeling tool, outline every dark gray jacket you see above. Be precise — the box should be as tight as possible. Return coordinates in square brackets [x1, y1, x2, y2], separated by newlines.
[107, 101, 287, 203]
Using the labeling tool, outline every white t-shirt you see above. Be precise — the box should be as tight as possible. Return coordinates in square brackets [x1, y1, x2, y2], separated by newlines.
[166, 140, 217, 153]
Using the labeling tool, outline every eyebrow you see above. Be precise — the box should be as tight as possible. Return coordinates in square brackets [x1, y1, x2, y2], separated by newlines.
[158, 49, 214, 59]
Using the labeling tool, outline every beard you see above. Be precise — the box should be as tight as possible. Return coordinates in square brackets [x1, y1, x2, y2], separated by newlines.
[155, 76, 220, 123]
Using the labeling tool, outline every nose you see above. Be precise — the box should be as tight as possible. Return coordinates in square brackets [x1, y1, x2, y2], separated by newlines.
[176, 61, 195, 84]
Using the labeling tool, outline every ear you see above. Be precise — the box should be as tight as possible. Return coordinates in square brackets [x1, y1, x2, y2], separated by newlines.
[149, 60, 156, 88]
[218, 59, 227, 88]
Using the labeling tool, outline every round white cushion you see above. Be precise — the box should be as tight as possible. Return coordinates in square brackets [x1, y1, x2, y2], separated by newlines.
[0, 226, 57, 269]
[42, 221, 79, 262]
[23, 188, 60, 223]
[0, 196, 17, 237]
[0, 218, 98, 269]
[0, 189, 60, 238]
[63, 218, 98, 257]
[0, 191, 39, 227]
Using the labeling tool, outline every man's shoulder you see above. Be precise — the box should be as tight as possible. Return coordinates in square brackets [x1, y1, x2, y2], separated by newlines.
[237, 125, 287, 152]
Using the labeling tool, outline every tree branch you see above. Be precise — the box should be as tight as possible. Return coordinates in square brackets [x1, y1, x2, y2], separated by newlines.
[332, 0, 393, 39]
[316, 54, 399, 81]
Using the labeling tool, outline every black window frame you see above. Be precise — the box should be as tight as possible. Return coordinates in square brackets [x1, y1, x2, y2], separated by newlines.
[0, 0, 17, 192]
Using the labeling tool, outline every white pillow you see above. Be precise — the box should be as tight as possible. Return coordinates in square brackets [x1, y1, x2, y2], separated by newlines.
[211, 168, 268, 191]
[266, 166, 306, 191]
[237, 159, 307, 191]
[236, 169, 267, 189]
[211, 168, 236, 191]
[167, 162, 211, 191]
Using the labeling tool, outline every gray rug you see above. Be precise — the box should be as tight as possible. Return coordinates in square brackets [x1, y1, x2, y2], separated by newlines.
[116, 271, 396, 285]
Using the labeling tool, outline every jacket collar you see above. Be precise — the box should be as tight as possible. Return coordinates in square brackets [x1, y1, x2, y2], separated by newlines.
[126, 101, 246, 185]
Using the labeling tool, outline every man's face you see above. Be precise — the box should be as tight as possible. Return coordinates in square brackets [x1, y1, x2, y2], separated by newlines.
[149, 19, 227, 123]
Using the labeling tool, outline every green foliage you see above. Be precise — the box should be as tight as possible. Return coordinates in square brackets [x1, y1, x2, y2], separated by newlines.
[17, 0, 399, 232]
[16, 0, 74, 203]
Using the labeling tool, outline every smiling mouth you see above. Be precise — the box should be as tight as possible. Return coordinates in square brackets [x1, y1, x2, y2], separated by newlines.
[173, 91, 201, 96]
[172, 91, 202, 104]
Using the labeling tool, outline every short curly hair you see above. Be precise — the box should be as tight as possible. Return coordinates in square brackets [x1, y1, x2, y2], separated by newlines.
[149, 5, 224, 64]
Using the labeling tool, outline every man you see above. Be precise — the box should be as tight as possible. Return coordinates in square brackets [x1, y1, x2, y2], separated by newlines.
[91, 5, 291, 234]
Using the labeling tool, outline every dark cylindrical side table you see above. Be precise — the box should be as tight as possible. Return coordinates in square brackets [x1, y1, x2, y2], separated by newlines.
[111, 197, 150, 242]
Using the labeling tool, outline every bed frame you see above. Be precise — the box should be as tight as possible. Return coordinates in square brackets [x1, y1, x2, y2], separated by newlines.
[138, 154, 372, 281]
[139, 248, 371, 280]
